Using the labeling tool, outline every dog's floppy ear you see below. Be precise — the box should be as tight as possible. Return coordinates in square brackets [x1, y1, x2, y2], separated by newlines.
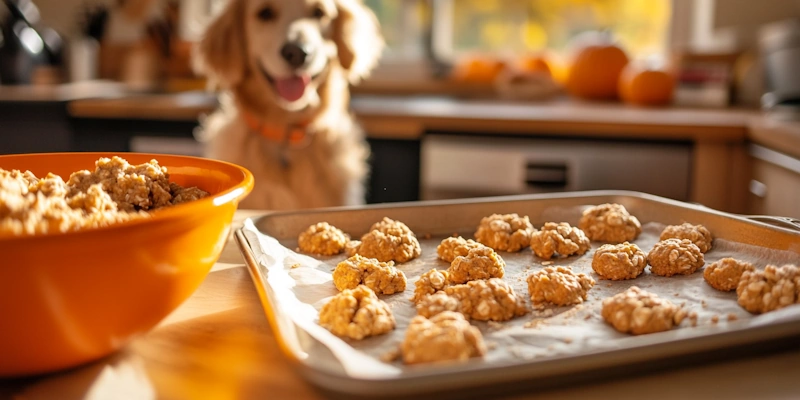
[193, 0, 247, 88]
[332, 0, 384, 84]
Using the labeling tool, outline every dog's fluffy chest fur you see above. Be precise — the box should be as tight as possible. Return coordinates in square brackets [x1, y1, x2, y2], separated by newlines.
[200, 99, 368, 210]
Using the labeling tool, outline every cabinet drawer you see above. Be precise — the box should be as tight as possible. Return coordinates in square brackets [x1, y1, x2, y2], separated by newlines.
[748, 144, 800, 219]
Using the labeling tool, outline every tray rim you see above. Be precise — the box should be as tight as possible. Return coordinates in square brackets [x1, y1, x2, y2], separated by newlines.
[235, 190, 800, 397]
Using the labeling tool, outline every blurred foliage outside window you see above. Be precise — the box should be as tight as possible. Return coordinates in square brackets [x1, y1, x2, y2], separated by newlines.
[364, 0, 671, 60]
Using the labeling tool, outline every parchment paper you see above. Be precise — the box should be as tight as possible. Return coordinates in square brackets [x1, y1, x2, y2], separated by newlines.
[243, 206, 800, 380]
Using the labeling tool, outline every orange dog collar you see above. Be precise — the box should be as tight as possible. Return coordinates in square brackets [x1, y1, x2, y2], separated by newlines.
[242, 110, 309, 146]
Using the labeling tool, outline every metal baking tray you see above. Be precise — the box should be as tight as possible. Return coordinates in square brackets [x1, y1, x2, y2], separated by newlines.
[235, 191, 800, 398]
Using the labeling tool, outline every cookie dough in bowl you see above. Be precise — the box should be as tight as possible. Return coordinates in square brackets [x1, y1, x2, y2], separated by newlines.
[0, 152, 253, 377]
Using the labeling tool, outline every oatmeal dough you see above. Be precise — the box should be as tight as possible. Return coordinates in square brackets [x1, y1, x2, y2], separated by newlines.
[401, 311, 486, 365]
[447, 247, 506, 284]
[704, 257, 755, 292]
[298, 222, 349, 255]
[1, 169, 139, 236]
[437, 236, 485, 262]
[68, 156, 207, 211]
[530, 222, 591, 260]
[1, 156, 209, 236]
[332, 255, 407, 295]
[417, 278, 528, 321]
[346, 217, 421, 263]
[647, 238, 705, 277]
[318, 285, 396, 340]
[737, 264, 800, 314]
[474, 213, 536, 252]
[410, 269, 450, 304]
[527, 266, 595, 306]
[578, 203, 641, 243]
[592, 242, 647, 280]
[602, 286, 685, 335]
[660, 222, 713, 253]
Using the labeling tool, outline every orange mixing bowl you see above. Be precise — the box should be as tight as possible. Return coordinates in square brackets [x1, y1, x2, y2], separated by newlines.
[0, 152, 253, 377]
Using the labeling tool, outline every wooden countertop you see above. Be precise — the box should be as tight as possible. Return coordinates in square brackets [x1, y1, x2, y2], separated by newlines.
[63, 90, 800, 170]
[2, 209, 799, 400]
[0, 81, 129, 102]
[66, 92, 758, 142]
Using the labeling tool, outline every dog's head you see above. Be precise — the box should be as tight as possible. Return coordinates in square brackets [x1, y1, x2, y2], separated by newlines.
[195, 0, 383, 111]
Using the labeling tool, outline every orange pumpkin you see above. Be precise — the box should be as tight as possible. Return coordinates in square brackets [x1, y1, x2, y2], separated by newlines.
[565, 34, 629, 100]
[619, 64, 675, 106]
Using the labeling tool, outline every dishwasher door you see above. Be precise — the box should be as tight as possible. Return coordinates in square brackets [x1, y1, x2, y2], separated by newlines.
[420, 134, 692, 201]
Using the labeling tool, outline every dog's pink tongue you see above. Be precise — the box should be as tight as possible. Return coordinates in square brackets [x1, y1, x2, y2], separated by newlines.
[274, 75, 310, 102]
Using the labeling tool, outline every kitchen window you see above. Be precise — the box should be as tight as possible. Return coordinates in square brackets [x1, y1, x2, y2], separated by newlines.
[366, 0, 671, 65]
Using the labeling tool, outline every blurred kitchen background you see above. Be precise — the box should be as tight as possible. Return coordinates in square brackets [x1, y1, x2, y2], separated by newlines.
[1, 0, 798, 218]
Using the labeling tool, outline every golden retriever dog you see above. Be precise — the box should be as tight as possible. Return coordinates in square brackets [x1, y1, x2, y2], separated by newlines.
[194, 0, 383, 210]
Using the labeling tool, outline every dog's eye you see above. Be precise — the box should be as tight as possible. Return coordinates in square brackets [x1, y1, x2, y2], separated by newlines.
[257, 6, 276, 21]
[311, 6, 325, 19]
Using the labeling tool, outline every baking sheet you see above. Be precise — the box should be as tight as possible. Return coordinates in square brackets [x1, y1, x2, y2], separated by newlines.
[237, 192, 800, 396]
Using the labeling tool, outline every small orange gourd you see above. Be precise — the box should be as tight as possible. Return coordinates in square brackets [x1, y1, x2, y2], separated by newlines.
[451, 56, 507, 83]
[619, 63, 675, 106]
[517, 54, 552, 76]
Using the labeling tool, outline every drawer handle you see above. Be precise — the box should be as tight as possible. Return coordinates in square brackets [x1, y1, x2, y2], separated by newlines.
[525, 162, 567, 188]
[749, 179, 767, 198]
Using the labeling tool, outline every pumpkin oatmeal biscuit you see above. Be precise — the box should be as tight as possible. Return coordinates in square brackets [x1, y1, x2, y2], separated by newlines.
[332, 255, 407, 295]
[648, 238, 705, 277]
[411, 269, 450, 304]
[298, 222, 349, 256]
[401, 311, 486, 365]
[602, 286, 686, 335]
[417, 278, 528, 321]
[346, 217, 421, 263]
[318, 285, 395, 340]
[578, 203, 641, 243]
[437, 236, 485, 262]
[527, 266, 595, 307]
[704, 257, 755, 292]
[530, 222, 591, 260]
[474, 213, 536, 252]
[592, 242, 647, 280]
[737, 264, 800, 314]
[415, 291, 461, 318]
[660, 222, 713, 253]
[447, 247, 506, 284]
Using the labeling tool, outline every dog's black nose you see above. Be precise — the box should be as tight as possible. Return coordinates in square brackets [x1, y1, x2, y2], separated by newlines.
[280, 43, 308, 69]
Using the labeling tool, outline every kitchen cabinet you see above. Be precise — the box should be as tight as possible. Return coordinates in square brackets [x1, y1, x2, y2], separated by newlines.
[747, 144, 800, 219]
[3, 88, 777, 212]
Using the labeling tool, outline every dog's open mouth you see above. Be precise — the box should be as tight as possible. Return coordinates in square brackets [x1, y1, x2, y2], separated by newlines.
[259, 66, 313, 103]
